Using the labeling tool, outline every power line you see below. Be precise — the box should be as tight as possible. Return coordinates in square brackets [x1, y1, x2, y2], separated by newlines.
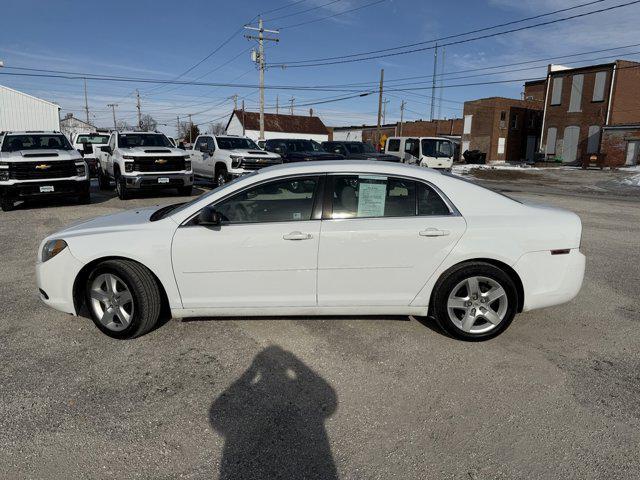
[264, 0, 342, 22]
[268, 0, 640, 67]
[278, 0, 387, 29]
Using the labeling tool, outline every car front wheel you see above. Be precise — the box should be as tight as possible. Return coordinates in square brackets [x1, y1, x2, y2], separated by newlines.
[432, 262, 517, 341]
[85, 259, 161, 339]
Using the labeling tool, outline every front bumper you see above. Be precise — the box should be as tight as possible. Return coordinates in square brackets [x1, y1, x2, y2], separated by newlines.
[122, 172, 194, 189]
[36, 247, 85, 315]
[1, 179, 90, 199]
[514, 248, 586, 312]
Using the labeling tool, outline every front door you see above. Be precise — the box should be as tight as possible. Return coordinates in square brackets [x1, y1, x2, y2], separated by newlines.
[526, 135, 537, 162]
[626, 141, 639, 166]
[317, 175, 466, 306]
[172, 175, 323, 308]
[563, 126, 580, 163]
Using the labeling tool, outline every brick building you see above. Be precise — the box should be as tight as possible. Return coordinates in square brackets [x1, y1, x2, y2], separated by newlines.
[540, 60, 640, 166]
[461, 96, 543, 163]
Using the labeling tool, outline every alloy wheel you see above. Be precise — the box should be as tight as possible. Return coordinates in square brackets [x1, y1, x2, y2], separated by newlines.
[446, 276, 508, 334]
[89, 273, 134, 331]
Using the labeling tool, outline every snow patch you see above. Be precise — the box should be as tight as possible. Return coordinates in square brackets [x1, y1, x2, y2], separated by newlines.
[621, 173, 640, 187]
[452, 163, 541, 176]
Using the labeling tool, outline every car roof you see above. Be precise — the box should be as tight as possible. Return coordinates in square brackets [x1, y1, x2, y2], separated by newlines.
[258, 160, 442, 180]
[4, 131, 62, 135]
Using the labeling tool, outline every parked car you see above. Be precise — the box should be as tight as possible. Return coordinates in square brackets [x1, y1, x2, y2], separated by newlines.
[321, 141, 400, 162]
[95, 131, 193, 200]
[264, 139, 344, 162]
[189, 134, 282, 187]
[36, 160, 585, 341]
[71, 131, 111, 177]
[0, 131, 90, 211]
[385, 136, 455, 170]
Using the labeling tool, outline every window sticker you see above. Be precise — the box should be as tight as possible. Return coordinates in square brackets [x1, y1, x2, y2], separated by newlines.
[357, 180, 387, 217]
[293, 212, 302, 220]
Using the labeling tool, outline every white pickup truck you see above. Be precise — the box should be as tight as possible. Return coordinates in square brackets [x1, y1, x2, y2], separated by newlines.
[0, 131, 90, 211]
[95, 131, 193, 200]
[384, 136, 455, 170]
[189, 135, 281, 186]
[71, 131, 111, 177]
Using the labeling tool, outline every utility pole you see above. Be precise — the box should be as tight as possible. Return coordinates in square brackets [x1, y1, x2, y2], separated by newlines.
[107, 103, 118, 130]
[188, 114, 193, 144]
[430, 44, 438, 121]
[83, 78, 90, 124]
[276, 95, 279, 115]
[289, 97, 295, 115]
[136, 89, 142, 129]
[437, 47, 446, 120]
[241, 100, 246, 136]
[382, 98, 389, 124]
[399, 100, 405, 136]
[176, 115, 180, 138]
[245, 18, 279, 140]
[376, 69, 384, 143]
[231, 94, 238, 110]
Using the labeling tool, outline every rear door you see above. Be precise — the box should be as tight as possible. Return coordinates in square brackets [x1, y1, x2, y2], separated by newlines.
[317, 174, 466, 306]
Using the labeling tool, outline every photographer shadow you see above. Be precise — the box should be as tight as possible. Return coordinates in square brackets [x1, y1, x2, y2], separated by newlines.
[209, 346, 338, 480]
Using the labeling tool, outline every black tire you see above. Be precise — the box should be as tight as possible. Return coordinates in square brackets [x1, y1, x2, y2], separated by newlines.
[214, 165, 228, 187]
[1, 196, 14, 212]
[78, 191, 91, 205]
[85, 259, 161, 339]
[431, 262, 518, 341]
[177, 185, 193, 196]
[115, 174, 130, 200]
[98, 167, 111, 190]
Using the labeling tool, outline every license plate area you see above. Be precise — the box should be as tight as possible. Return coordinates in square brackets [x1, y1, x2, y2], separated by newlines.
[40, 185, 54, 193]
[158, 178, 169, 184]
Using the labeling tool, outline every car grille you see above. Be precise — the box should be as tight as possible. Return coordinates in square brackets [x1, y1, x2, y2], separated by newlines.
[241, 157, 282, 170]
[9, 160, 77, 180]
[133, 157, 185, 172]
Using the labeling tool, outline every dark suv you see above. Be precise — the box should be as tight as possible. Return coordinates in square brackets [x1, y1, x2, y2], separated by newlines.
[321, 141, 400, 162]
[263, 139, 344, 163]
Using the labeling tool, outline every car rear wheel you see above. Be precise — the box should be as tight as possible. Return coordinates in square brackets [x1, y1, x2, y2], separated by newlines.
[432, 262, 517, 341]
[85, 259, 161, 339]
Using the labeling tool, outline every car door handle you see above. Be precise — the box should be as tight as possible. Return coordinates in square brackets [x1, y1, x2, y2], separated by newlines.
[283, 231, 313, 241]
[419, 228, 450, 237]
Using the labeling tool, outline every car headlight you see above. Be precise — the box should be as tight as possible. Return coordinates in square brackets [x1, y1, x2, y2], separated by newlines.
[122, 155, 135, 160]
[42, 239, 67, 262]
[124, 162, 134, 173]
[230, 155, 243, 168]
[185, 160, 191, 171]
[75, 162, 86, 177]
[0, 162, 8, 181]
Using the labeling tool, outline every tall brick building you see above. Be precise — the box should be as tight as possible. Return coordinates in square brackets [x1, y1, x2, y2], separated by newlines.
[541, 60, 640, 166]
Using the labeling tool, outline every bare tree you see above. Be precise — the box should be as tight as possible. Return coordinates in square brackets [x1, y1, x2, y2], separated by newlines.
[116, 120, 133, 131]
[207, 122, 226, 135]
[140, 114, 158, 132]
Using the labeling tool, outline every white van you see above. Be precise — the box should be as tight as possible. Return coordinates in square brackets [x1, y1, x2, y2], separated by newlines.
[385, 136, 455, 170]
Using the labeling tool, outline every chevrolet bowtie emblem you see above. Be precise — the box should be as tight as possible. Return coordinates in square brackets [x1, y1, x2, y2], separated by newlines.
[35, 164, 51, 170]
[155, 159, 168, 164]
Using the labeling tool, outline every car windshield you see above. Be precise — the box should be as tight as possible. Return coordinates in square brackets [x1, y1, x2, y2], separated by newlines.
[151, 172, 258, 221]
[284, 140, 321, 152]
[216, 137, 259, 150]
[76, 134, 110, 144]
[346, 143, 376, 154]
[1, 134, 73, 152]
[421, 139, 453, 158]
[119, 133, 173, 148]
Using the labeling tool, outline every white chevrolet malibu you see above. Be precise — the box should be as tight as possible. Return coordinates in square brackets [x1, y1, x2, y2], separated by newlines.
[36, 161, 585, 341]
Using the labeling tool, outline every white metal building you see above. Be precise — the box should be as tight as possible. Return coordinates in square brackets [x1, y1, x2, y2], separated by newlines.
[225, 110, 329, 142]
[0, 84, 60, 132]
[330, 126, 363, 142]
[60, 113, 95, 141]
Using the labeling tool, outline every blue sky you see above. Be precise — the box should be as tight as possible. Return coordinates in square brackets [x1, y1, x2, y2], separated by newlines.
[1, 0, 640, 135]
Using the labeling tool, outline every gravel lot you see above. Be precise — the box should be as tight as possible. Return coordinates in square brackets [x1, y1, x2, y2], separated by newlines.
[1, 169, 639, 479]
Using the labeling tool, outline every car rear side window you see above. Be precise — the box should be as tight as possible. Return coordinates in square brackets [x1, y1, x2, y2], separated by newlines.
[418, 183, 451, 216]
[387, 139, 400, 152]
[214, 176, 320, 224]
[330, 175, 416, 219]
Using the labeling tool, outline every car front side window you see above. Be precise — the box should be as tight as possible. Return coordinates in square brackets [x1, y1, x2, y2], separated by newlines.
[213, 176, 320, 224]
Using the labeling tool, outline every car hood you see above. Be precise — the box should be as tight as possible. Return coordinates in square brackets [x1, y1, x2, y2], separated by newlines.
[0, 149, 82, 161]
[289, 151, 344, 160]
[120, 147, 186, 157]
[230, 148, 279, 158]
[56, 206, 167, 238]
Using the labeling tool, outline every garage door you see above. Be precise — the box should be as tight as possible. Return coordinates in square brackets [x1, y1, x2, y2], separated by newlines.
[563, 126, 580, 163]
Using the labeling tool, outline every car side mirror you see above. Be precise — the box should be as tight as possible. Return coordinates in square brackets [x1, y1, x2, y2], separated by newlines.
[274, 147, 283, 154]
[199, 144, 208, 153]
[197, 206, 222, 226]
[101, 146, 112, 154]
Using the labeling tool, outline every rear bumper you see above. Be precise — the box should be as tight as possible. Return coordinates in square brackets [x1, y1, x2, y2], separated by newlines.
[122, 173, 193, 189]
[514, 249, 585, 312]
[1, 179, 90, 199]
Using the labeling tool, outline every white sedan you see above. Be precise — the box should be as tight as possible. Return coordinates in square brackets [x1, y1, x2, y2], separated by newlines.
[36, 161, 585, 341]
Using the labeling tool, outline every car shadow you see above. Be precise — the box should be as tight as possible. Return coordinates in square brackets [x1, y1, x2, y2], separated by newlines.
[209, 345, 339, 480]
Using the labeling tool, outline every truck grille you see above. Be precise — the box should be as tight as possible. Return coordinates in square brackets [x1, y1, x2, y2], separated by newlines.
[9, 160, 77, 180]
[241, 157, 282, 171]
[133, 157, 185, 172]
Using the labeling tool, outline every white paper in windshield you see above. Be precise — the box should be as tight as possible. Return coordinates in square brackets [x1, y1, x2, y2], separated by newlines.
[357, 179, 386, 217]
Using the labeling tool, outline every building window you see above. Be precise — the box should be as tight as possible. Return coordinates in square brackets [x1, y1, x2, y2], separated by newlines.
[551, 77, 563, 105]
[510, 113, 519, 130]
[497, 138, 506, 155]
[545, 127, 557, 155]
[463, 115, 473, 134]
[587, 125, 601, 154]
[499, 111, 506, 129]
[593, 71, 607, 102]
[569, 74, 584, 113]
